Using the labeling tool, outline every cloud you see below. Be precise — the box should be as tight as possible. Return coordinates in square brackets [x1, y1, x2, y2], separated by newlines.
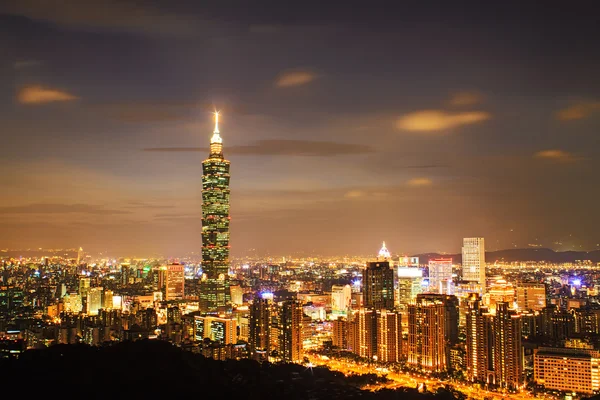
[0, 0, 201, 36]
[0, 203, 130, 215]
[449, 91, 484, 106]
[276, 70, 317, 87]
[396, 110, 491, 132]
[144, 139, 375, 156]
[556, 101, 600, 121]
[14, 60, 43, 69]
[17, 85, 78, 104]
[344, 190, 364, 199]
[407, 178, 433, 187]
[534, 150, 579, 162]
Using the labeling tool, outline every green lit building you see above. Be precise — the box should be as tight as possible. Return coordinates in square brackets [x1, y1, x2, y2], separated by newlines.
[199, 112, 231, 313]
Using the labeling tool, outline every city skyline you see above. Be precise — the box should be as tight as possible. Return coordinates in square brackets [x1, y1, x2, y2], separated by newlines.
[2, 1, 600, 256]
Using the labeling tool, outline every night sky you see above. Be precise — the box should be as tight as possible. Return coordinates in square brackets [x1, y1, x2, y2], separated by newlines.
[1, 1, 599, 257]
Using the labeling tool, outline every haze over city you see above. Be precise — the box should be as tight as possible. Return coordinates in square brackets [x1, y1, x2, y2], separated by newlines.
[1, 1, 599, 256]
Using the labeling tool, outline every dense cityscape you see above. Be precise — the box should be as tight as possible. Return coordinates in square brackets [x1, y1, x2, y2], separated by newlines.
[2, 114, 600, 400]
[2, 2, 600, 399]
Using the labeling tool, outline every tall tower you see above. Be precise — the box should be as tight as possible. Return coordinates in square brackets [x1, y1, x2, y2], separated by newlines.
[199, 112, 231, 313]
[462, 237, 486, 293]
[363, 244, 395, 310]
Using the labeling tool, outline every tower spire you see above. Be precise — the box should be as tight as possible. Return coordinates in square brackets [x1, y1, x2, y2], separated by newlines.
[210, 111, 223, 145]
[214, 110, 220, 134]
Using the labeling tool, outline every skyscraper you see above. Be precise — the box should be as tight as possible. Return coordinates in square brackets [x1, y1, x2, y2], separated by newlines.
[249, 295, 273, 361]
[280, 300, 303, 362]
[407, 293, 458, 372]
[466, 295, 524, 390]
[363, 245, 395, 310]
[428, 258, 453, 294]
[165, 263, 185, 301]
[199, 112, 231, 313]
[376, 310, 402, 363]
[462, 237, 486, 293]
[515, 282, 546, 311]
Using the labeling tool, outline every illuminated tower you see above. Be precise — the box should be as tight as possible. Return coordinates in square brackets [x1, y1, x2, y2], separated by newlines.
[462, 237, 486, 293]
[363, 244, 395, 310]
[199, 111, 231, 313]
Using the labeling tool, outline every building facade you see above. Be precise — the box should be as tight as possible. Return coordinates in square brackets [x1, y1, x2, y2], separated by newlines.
[363, 261, 394, 310]
[534, 347, 600, 394]
[165, 263, 185, 301]
[200, 112, 232, 313]
[428, 258, 453, 295]
[462, 237, 486, 293]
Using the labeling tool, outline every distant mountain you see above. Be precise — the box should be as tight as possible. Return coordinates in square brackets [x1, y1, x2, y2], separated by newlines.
[414, 248, 600, 264]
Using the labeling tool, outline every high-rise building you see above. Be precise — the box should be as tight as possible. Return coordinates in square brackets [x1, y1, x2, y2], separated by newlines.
[355, 308, 377, 359]
[493, 302, 523, 390]
[465, 294, 491, 384]
[199, 112, 231, 313]
[485, 277, 515, 309]
[466, 295, 523, 390]
[249, 295, 273, 361]
[376, 310, 402, 363]
[103, 289, 113, 310]
[165, 263, 185, 301]
[462, 237, 486, 292]
[331, 284, 352, 317]
[397, 267, 423, 309]
[516, 282, 546, 311]
[407, 294, 458, 372]
[194, 314, 237, 344]
[78, 277, 90, 297]
[230, 285, 244, 306]
[87, 287, 103, 315]
[428, 258, 453, 294]
[363, 260, 394, 310]
[332, 317, 348, 350]
[280, 300, 303, 362]
[76, 247, 83, 265]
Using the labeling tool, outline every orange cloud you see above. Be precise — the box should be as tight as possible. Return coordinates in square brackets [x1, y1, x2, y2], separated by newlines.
[17, 85, 78, 104]
[449, 91, 483, 106]
[397, 110, 490, 132]
[344, 190, 364, 198]
[556, 101, 600, 121]
[534, 149, 578, 162]
[407, 178, 433, 187]
[276, 70, 317, 87]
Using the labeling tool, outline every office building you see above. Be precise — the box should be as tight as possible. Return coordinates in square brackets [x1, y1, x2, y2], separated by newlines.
[199, 112, 232, 313]
[363, 260, 394, 310]
[165, 263, 185, 301]
[428, 258, 453, 294]
[230, 285, 244, 306]
[194, 314, 237, 344]
[534, 347, 600, 395]
[516, 283, 546, 312]
[397, 267, 423, 308]
[462, 237, 486, 293]
[87, 287, 103, 316]
[331, 284, 352, 317]
[78, 278, 90, 297]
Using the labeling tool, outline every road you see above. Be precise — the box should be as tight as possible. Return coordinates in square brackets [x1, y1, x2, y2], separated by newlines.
[305, 356, 550, 400]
